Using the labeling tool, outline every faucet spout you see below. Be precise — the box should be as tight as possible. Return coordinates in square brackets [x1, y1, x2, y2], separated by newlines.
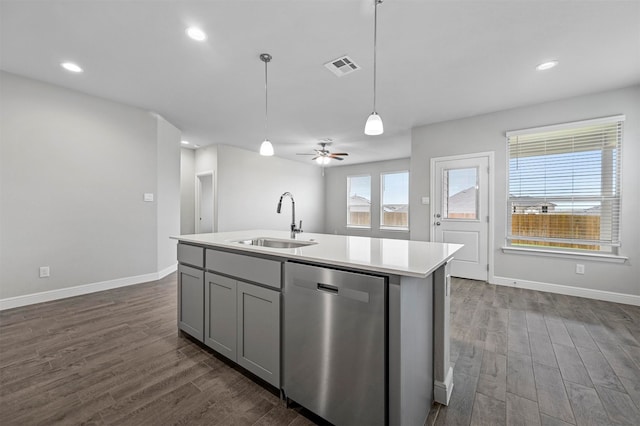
[276, 192, 302, 238]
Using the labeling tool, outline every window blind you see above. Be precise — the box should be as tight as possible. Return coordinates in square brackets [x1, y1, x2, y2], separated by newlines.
[506, 115, 624, 252]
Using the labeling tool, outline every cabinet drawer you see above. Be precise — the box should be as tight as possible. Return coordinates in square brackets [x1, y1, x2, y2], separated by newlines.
[178, 243, 204, 268]
[206, 249, 281, 289]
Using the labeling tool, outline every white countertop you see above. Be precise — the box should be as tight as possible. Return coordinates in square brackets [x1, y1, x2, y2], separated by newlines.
[172, 230, 462, 278]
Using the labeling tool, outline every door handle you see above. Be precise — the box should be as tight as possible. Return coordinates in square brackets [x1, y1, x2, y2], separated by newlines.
[317, 283, 339, 294]
[435, 221, 441, 226]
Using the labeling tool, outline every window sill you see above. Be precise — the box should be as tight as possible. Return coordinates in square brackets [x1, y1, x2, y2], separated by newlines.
[346, 225, 371, 230]
[379, 227, 409, 232]
[501, 246, 628, 264]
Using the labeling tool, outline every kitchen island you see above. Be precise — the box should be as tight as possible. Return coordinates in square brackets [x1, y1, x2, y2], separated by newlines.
[172, 230, 461, 426]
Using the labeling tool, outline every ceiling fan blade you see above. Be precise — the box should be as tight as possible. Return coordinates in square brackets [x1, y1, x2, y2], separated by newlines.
[330, 153, 349, 156]
[331, 156, 345, 161]
[311, 156, 320, 161]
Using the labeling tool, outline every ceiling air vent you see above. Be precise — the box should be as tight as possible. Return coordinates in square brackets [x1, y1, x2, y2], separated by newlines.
[324, 55, 360, 77]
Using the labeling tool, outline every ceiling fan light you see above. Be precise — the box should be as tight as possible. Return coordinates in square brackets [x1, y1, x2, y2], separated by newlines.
[259, 140, 274, 156]
[365, 112, 384, 135]
[316, 156, 330, 165]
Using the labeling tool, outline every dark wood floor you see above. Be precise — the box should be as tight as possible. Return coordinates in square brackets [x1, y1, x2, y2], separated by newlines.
[0, 274, 314, 426]
[429, 278, 640, 426]
[1, 275, 639, 425]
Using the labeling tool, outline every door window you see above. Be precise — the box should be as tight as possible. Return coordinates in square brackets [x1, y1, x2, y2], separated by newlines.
[442, 167, 478, 220]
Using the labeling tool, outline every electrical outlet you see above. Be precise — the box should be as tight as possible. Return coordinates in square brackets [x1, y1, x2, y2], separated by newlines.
[576, 264, 585, 275]
[39, 266, 50, 278]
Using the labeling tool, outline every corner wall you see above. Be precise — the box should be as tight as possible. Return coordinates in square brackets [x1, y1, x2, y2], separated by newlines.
[410, 85, 640, 301]
[180, 148, 196, 234]
[156, 117, 181, 273]
[0, 71, 181, 306]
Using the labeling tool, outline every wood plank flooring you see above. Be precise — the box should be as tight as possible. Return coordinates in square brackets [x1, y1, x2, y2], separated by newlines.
[2, 275, 639, 425]
[430, 278, 640, 426]
[0, 274, 315, 426]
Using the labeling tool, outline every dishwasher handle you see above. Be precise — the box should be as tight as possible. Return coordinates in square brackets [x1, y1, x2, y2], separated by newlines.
[317, 283, 339, 294]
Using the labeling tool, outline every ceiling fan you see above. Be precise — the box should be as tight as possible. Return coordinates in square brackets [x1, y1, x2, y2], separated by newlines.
[297, 142, 349, 165]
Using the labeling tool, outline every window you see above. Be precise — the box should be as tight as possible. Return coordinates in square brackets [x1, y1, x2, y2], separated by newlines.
[381, 171, 409, 229]
[347, 175, 371, 227]
[506, 115, 624, 254]
[443, 167, 478, 220]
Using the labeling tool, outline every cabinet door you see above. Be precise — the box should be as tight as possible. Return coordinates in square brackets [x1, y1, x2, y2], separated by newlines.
[204, 272, 237, 361]
[177, 264, 204, 341]
[237, 281, 281, 387]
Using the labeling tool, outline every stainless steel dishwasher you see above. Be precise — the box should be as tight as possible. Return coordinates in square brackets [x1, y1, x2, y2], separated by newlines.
[283, 261, 387, 426]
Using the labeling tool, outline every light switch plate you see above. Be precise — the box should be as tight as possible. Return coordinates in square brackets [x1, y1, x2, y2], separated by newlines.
[143, 193, 154, 202]
[39, 266, 50, 278]
[421, 196, 430, 205]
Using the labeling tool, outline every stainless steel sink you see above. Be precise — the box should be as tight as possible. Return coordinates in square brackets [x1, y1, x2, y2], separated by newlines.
[233, 237, 317, 249]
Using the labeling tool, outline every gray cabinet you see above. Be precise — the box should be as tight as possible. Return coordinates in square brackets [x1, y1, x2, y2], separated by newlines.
[177, 264, 204, 341]
[176, 246, 282, 388]
[204, 272, 237, 361]
[202, 273, 281, 388]
[237, 281, 280, 387]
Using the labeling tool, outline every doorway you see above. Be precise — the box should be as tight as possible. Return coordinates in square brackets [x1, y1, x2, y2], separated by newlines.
[195, 171, 215, 233]
[431, 152, 493, 281]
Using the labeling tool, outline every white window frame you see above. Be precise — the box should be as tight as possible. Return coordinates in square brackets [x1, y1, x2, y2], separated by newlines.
[503, 115, 625, 260]
[346, 174, 371, 229]
[380, 170, 409, 231]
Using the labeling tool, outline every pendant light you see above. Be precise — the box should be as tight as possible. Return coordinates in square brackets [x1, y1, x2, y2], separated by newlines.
[364, 0, 384, 136]
[259, 53, 274, 156]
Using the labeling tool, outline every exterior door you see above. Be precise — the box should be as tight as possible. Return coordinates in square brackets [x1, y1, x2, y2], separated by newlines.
[431, 153, 490, 281]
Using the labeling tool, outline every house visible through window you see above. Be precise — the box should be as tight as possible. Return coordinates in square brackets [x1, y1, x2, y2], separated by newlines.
[381, 171, 409, 229]
[506, 115, 624, 254]
[347, 175, 371, 227]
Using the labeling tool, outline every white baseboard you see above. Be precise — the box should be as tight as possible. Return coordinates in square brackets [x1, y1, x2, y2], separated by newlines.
[434, 366, 454, 406]
[157, 264, 178, 280]
[0, 263, 178, 311]
[491, 276, 640, 306]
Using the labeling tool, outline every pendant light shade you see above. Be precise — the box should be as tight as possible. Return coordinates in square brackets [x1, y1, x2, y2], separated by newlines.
[260, 140, 274, 156]
[365, 112, 383, 135]
[365, 0, 384, 136]
[259, 53, 274, 156]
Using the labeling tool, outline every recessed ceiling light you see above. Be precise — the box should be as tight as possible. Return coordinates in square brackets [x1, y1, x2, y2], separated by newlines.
[186, 27, 206, 41]
[61, 62, 83, 73]
[181, 140, 190, 145]
[536, 60, 558, 71]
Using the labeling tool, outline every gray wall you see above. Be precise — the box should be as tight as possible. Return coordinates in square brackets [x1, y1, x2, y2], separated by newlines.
[215, 144, 324, 233]
[180, 148, 196, 234]
[0, 71, 181, 299]
[324, 158, 411, 239]
[195, 144, 218, 175]
[195, 144, 218, 233]
[410, 85, 640, 296]
[156, 117, 181, 271]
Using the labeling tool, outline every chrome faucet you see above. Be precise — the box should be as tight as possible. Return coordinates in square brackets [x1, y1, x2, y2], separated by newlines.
[277, 192, 302, 239]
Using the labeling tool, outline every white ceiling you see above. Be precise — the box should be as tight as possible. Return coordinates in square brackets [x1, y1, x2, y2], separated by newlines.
[1, 0, 639, 166]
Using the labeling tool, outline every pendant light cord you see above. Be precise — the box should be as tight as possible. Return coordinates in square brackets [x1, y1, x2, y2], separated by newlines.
[372, 0, 380, 113]
[264, 57, 268, 140]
